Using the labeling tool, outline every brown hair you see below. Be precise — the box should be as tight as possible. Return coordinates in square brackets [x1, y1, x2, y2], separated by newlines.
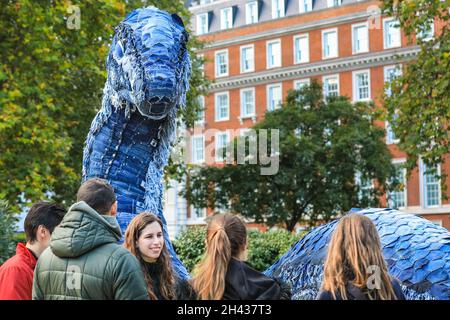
[124, 212, 175, 300]
[191, 213, 247, 300]
[24, 202, 66, 243]
[321, 213, 396, 300]
[77, 178, 116, 215]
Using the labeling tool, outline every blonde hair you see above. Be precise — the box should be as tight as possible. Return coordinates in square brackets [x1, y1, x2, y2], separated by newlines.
[191, 214, 247, 300]
[124, 212, 175, 300]
[321, 213, 396, 300]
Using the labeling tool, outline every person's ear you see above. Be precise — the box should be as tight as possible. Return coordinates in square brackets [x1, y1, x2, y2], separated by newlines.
[37, 225, 49, 241]
[110, 201, 118, 216]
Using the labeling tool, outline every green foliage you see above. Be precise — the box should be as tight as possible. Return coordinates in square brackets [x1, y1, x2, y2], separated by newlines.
[173, 226, 206, 273]
[185, 82, 397, 231]
[381, 0, 450, 194]
[0, 1, 209, 210]
[173, 224, 303, 273]
[0, 200, 19, 264]
[247, 229, 302, 271]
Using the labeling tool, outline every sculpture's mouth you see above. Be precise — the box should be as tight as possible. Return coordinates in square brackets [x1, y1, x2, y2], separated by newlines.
[138, 96, 174, 120]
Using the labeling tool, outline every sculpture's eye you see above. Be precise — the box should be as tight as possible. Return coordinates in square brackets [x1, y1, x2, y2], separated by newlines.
[171, 13, 185, 28]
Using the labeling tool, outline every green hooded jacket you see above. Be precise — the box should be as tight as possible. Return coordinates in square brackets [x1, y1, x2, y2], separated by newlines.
[32, 201, 149, 300]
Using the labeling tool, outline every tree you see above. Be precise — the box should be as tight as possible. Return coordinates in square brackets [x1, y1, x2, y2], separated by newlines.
[184, 82, 398, 231]
[0, 0, 208, 211]
[381, 0, 449, 194]
[0, 200, 18, 264]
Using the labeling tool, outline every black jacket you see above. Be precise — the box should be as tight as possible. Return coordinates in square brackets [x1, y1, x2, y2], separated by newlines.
[222, 258, 291, 300]
[316, 278, 406, 300]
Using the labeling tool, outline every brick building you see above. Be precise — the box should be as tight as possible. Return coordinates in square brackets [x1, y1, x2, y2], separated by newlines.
[163, 0, 449, 237]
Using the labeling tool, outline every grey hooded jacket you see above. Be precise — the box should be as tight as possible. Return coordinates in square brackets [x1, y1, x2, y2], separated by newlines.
[32, 201, 149, 300]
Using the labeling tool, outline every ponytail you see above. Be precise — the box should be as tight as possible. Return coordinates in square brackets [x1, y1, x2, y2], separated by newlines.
[191, 214, 247, 300]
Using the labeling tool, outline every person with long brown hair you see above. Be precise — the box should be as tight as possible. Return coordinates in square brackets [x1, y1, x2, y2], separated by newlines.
[191, 213, 291, 300]
[124, 212, 193, 300]
[317, 213, 405, 300]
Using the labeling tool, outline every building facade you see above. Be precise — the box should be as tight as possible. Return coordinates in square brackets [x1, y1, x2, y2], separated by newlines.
[163, 0, 449, 238]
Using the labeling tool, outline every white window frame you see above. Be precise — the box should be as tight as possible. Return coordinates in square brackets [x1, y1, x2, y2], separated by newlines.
[327, 0, 342, 8]
[322, 74, 340, 98]
[266, 83, 283, 111]
[215, 130, 230, 162]
[195, 96, 205, 125]
[240, 44, 255, 73]
[271, 0, 285, 19]
[190, 205, 206, 221]
[384, 65, 402, 144]
[266, 39, 282, 69]
[387, 159, 408, 209]
[420, 161, 441, 208]
[191, 135, 205, 164]
[383, 18, 401, 49]
[196, 13, 209, 35]
[240, 87, 256, 118]
[294, 78, 311, 91]
[322, 28, 339, 59]
[293, 34, 310, 64]
[355, 171, 374, 201]
[299, 0, 313, 14]
[416, 19, 435, 41]
[215, 91, 229, 122]
[352, 22, 369, 54]
[352, 69, 371, 102]
[220, 7, 233, 30]
[215, 49, 229, 78]
[245, 1, 259, 25]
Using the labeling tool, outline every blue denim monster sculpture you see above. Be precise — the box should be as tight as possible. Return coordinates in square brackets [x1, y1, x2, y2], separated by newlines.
[266, 208, 450, 300]
[82, 7, 190, 279]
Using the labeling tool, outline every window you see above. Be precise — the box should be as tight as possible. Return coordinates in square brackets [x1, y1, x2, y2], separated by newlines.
[421, 163, 441, 207]
[294, 79, 310, 91]
[240, 45, 254, 73]
[196, 13, 208, 35]
[195, 96, 205, 124]
[353, 70, 371, 101]
[271, 0, 285, 19]
[198, 53, 204, 76]
[327, 0, 342, 8]
[267, 84, 282, 111]
[384, 65, 402, 144]
[191, 135, 204, 163]
[215, 131, 230, 162]
[355, 171, 373, 201]
[322, 29, 338, 59]
[215, 50, 228, 77]
[294, 34, 309, 64]
[215, 92, 229, 121]
[267, 39, 281, 68]
[388, 162, 407, 209]
[417, 19, 434, 41]
[323, 75, 339, 98]
[299, 0, 312, 13]
[190, 205, 206, 219]
[384, 18, 401, 49]
[220, 7, 233, 30]
[240, 88, 255, 118]
[352, 23, 369, 54]
[245, 1, 259, 24]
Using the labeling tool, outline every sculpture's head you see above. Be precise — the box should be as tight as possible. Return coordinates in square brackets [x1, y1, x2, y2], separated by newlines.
[106, 7, 191, 120]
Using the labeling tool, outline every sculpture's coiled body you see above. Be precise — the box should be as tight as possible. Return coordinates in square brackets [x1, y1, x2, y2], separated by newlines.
[266, 208, 450, 300]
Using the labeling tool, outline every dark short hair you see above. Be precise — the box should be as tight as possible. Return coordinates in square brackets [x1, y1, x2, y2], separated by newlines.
[24, 202, 66, 243]
[77, 178, 116, 215]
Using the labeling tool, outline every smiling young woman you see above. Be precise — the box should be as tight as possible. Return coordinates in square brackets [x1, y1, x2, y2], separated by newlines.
[124, 212, 194, 300]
